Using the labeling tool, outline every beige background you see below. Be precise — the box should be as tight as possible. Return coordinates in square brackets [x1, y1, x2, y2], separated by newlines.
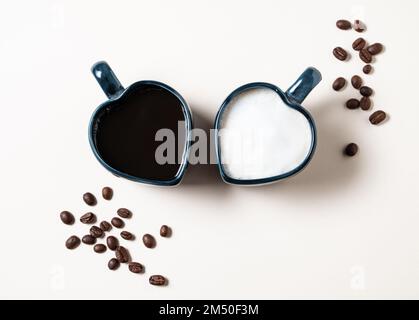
[0, 0, 418, 299]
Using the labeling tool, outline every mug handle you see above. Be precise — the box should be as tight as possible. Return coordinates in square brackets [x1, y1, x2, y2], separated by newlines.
[285, 67, 322, 105]
[91, 61, 125, 99]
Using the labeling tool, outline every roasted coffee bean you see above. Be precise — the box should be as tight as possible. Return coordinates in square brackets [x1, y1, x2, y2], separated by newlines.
[115, 246, 130, 263]
[80, 212, 96, 224]
[94, 244, 107, 253]
[65, 236, 80, 249]
[102, 187, 113, 200]
[333, 47, 348, 61]
[363, 65, 372, 74]
[90, 226, 104, 238]
[108, 258, 120, 270]
[82, 234, 97, 245]
[359, 49, 372, 63]
[142, 234, 156, 248]
[121, 231, 135, 240]
[149, 275, 167, 286]
[117, 208, 132, 219]
[111, 217, 124, 228]
[336, 19, 351, 30]
[354, 19, 365, 32]
[100, 221, 112, 232]
[83, 192, 97, 206]
[160, 225, 171, 238]
[107, 236, 119, 251]
[344, 143, 359, 157]
[346, 99, 360, 109]
[360, 86, 373, 97]
[360, 97, 372, 111]
[60, 211, 75, 225]
[351, 75, 363, 89]
[369, 110, 387, 125]
[352, 37, 366, 51]
[367, 43, 383, 55]
[332, 77, 346, 91]
[128, 262, 144, 274]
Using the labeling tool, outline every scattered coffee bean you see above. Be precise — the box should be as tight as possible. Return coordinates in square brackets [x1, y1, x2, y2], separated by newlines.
[120, 231, 135, 240]
[352, 37, 366, 51]
[363, 64, 372, 74]
[351, 75, 363, 89]
[359, 49, 372, 63]
[354, 20, 365, 32]
[149, 275, 167, 286]
[160, 225, 171, 238]
[115, 246, 130, 263]
[369, 110, 387, 125]
[344, 143, 359, 157]
[336, 19, 351, 30]
[83, 192, 97, 206]
[90, 226, 104, 238]
[142, 234, 156, 248]
[102, 187, 113, 200]
[94, 244, 107, 253]
[333, 47, 348, 61]
[111, 217, 124, 228]
[346, 98, 360, 109]
[128, 262, 144, 274]
[360, 86, 373, 97]
[108, 258, 120, 270]
[82, 234, 97, 245]
[107, 236, 119, 251]
[333, 77, 346, 91]
[65, 236, 81, 250]
[117, 208, 132, 219]
[80, 212, 96, 224]
[100, 220, 112, 232]
[367, 43, 383, 55]
[360, 97, 372, 111]
[60, 211, 75, 225]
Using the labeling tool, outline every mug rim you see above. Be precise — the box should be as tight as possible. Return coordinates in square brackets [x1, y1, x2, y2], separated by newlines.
[88, 80, 193, 186]
[214, 82, 317, 186]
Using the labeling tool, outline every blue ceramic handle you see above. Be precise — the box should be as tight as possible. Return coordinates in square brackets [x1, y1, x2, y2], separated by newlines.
[91, 61, 125, 99]
[286, 67, 322, 105]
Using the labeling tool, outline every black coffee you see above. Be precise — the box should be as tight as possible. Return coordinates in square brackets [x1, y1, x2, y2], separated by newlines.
[93, 84, 186, 181]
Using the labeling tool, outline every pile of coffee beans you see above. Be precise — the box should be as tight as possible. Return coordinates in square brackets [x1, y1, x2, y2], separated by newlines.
[59, 186, 172, 287]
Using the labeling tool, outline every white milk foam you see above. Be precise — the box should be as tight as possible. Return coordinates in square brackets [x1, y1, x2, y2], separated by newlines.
[219, 88, 313, 180]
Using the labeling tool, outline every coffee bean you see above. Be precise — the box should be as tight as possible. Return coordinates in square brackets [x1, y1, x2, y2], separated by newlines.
[100, 221, 112, 232]
[102, 187, 113, 200]
[344, 143, 359, 157]
[333, 47, 348, 61]
[65, 236, 80, 250]
[117, 208, 132, 219]
[80, 212, 96, 224]
[363, 65, 373, 74]
[121, 231, 135, 240]
[149, 275, 167, 286]
[346, 98, 360, 109]
[94, 244, 107, 253]
[367, 43, 383, 55]
[360, 97, 372, 111]
[360, 86, 373, 97]
[111, 217, 124, 228]
[359, 49, 372, 63]
[90, 226, 104, 238]
[82, 234, 97, 245]
[108, 258, 120, 270]
[60, 211, 75, 225]
[142, 234, 156, 248]
[336, 19, 351, 30]
[332, 77, 346, 91]
[354, 20, 365, 32]
[160, 225, 171, 238]
[115, 246, 130, 263]
[83, 192, 97, 206]
[351, 75, 363, 89]
[352, 37, 366, 51]
[107, 236, 119, 251]
[369, 110, 387, 125]
[128, 262, 144, 274]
